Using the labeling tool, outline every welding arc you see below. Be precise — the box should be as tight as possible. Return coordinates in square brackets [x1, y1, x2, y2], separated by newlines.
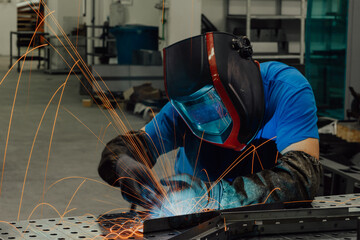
[114, 154, 164, 209]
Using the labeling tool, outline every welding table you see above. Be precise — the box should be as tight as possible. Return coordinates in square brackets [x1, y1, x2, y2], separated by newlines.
[2, 194, 360, 239]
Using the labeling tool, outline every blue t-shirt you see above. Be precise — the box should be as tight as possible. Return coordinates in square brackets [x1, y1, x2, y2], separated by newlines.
[145, 61, 318, 182]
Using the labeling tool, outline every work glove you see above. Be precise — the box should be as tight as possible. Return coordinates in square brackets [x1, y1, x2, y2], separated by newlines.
[154, 174, 223, 217]
[98, 130, 160, 209]
[115, 154, 164, 209]
[103, 130, 156, 168]
[219, 151, 323, 209]
[153, 151, 322, 216]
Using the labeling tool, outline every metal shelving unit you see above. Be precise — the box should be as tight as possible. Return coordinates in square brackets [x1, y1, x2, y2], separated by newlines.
[226, 0, 307, 64]
[86, 24, 117, 65]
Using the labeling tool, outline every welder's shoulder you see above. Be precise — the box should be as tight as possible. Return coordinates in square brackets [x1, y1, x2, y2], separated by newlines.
[260, 61, 309, 89]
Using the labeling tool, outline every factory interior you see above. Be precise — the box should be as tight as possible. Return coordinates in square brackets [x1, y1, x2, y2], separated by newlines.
[0, 0, 359, 239]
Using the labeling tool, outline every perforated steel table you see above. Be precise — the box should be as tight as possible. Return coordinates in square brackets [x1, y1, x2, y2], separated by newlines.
[1, 194, 360, 239]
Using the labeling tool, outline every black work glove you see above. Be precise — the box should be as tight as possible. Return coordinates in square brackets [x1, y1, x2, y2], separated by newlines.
[98, 130, 156, 187]
[98, 130, 161, 209]
[115, 154, 163, 209]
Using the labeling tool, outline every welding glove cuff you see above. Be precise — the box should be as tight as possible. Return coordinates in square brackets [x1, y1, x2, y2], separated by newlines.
[219, 151, 323, 209]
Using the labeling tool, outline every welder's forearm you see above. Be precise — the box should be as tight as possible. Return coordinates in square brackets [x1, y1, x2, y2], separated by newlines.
[220, 151, 323, 209]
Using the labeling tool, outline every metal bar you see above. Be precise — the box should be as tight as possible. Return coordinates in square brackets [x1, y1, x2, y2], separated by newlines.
[168, 215, 224, 240]
[225, 0, 229, 32]
[38, 35, 41, 69]
[276, 0, 281, 15]
[172, 212, 360, 240]
[145, 195, 360, 234]
[9, 32, 12, 69]
[223, 208, 353, 221]
[47, 37, 50, 70]
[300, 0, 306, 64]
[18, 33, 21, 72]
[144, 211, 220, 233]
[246, 0, 251, 37]
[83, 0, 86, 16]
[91, 0, 95, 65]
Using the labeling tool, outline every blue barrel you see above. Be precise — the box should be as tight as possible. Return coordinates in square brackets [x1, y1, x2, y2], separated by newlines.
[110, 25, 158, 64]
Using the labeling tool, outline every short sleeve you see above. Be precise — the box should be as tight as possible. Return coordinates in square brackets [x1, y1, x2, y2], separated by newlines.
[275, 84, 319, 152]
[145, 102, 185, 155]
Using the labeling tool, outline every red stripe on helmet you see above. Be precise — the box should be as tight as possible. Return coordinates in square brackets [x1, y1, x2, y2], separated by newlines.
[206, 32, 246, 151]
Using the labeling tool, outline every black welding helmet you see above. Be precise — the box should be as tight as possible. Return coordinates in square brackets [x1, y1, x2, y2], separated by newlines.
[163, 32, 264, 151]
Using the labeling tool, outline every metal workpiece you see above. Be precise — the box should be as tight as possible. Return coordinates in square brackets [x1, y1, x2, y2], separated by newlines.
[143, 210, 220, 233]
[2, 194, 360, 239]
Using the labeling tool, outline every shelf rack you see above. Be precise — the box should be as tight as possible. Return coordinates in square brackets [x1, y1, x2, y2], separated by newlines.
[225, 0, 307, 64]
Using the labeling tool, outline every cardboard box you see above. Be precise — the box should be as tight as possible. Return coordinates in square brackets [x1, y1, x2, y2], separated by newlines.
[82, 99, 93, 107]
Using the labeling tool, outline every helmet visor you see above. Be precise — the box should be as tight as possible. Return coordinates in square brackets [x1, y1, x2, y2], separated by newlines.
[171, 86, 233, 143]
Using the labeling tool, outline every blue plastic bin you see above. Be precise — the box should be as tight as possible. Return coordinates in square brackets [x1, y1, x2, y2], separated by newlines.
[110, 25, 158, 65]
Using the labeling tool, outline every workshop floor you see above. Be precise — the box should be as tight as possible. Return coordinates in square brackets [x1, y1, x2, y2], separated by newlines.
[0, 56, 168, 221]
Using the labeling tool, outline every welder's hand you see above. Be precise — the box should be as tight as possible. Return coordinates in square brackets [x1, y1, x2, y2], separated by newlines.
[116, 154, 163, 209]
[102, 130, 156, 169]
[157, 174, 223, 216]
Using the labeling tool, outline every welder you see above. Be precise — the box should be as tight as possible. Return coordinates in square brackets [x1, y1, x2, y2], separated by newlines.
[98, 32, 322, 214]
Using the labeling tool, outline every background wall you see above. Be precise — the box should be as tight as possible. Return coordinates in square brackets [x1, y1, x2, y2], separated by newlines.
[46, 0, 84, 35]
[0, 2, 17, 56]
[0, 0, 226, 56]
[165, 0, 202, 46]
[201, 0, 226, 32]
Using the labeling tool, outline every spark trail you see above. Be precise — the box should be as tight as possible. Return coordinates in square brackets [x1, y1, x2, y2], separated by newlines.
[0, 1, 331, 240]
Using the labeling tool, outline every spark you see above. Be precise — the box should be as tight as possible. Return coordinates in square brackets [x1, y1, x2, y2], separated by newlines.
[42, 60, 80, 214]
[275, 150, 280, 164]
[0, 8, 54, 197]
[18, 82, 67, 221]
[63, 179, 87, 215]
[0, 2, 334, 240]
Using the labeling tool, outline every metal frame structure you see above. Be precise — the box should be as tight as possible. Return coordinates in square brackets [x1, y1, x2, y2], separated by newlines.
[320, 156, 360, 195]
[9, 31, 50, 72]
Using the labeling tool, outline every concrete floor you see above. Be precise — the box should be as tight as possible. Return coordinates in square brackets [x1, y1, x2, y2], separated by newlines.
[0, 57, 166, 221]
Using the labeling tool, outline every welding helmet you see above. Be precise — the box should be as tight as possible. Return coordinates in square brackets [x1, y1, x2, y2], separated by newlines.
[163, 32, 264, 151]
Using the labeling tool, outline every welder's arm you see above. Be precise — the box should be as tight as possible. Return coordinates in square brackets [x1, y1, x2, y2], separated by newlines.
[156, 149, 322, 214]
[220, 150, 323, 209]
